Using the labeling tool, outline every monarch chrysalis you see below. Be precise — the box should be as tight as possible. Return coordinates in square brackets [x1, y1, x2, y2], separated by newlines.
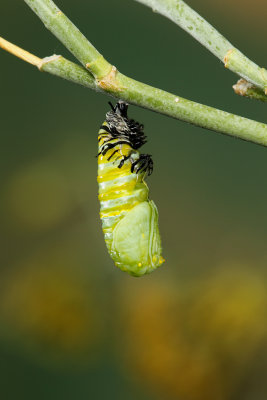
[97, 101, 164, 277]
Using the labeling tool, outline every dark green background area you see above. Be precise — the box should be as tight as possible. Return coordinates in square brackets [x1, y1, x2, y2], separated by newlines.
[0, 1, 267, 400]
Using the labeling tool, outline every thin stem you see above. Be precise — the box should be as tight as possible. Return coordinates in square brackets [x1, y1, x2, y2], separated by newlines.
[0, 36, 41, 66]
[41, 55, 98, 91]
[3, 11, 267, 147]
[115, 72, 267, 146]
[24, 0, 112, 79]
[134, 0, 267, 94]
[0, 36, 97, 90]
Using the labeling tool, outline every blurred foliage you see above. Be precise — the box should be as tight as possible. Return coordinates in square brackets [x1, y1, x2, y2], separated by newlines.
[4, 160, 74, 232]
[117, 265, 267, 400]
[0, 242, 104, 364]
[0, 0, 267, 399]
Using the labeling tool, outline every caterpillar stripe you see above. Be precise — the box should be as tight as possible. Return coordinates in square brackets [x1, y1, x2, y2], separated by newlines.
[97, 101, 164, 277]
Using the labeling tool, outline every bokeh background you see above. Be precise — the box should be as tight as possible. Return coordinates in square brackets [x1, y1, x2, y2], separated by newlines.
[1, 1, 267, 399]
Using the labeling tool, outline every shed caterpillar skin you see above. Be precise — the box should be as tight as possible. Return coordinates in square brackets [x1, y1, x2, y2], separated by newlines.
[97, 101, 164, 277]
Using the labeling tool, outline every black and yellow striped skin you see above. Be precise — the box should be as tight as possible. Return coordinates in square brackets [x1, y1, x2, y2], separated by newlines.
[97, 102, 164, 277]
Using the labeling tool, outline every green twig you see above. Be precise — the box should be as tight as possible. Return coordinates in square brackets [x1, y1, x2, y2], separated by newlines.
[0, 36, 98, 90]
[115, 73, 267, 146]
[134, 0, 267, 96]
[42, 56, 267, 144]
[41, 55, 98, 91]
[24, 0, 112, 79]
[2, 2, 267, 147]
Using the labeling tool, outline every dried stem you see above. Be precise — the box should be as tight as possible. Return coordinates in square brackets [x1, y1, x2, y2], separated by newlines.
[233, 79, 267, 103]
[0, 36, 41, 67]
[0, 36, 98, 90]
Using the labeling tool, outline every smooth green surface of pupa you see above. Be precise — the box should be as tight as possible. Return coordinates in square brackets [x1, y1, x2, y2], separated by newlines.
[97, 101, 164, 277]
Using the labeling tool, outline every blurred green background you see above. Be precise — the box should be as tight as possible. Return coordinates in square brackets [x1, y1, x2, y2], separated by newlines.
[1, 1, 267, 399]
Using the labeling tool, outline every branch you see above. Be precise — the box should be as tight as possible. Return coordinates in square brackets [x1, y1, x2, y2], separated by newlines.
[2, 3, 267, 147]
[0, 36, 42, 66]
[0, 36, 98, 90]
[24, 0, 112, 79]
[134, 0, 267, 96]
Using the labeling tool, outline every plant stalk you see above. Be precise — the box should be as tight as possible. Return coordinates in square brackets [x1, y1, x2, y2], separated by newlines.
[24, 0, 112, 79]
[0, 36, 41, 66]
[134, 0, 267, 95]
[3, 2, 266, 147]
[115, 72, 267, 146]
